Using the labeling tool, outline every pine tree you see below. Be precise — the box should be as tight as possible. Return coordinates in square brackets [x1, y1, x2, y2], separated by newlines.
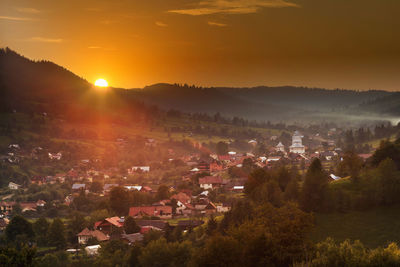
[48, 218, 67, 249]
[300, 159, 329, 212]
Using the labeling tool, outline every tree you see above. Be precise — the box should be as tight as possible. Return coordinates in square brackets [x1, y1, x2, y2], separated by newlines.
[96, 240, 129, 266]
[5, 215, 34, 243]
[109, 186, 129, 216]
[90, 181, 103, 193]
[276, 166, 291, 191]
[156, 185, 169, 201]
[245, 168, 271, 197]
[124, 216, 140, 234]
[301, 158, 329, 212]
[0, 245, 36, 266]
[68, 212, 87, 235]
[377, 158, 400, 205]
[48, 218, 67, 249]
[139, 238, 192, 267]
[39, 253, 60, 267]
[206, 215, 218, 236]
[33, 217, 49, 246]
[216, 141, 229, 155]
[338, 151, 363, 182]
[125, 245, 142, 267]
[371, 140, 400, 170]
[302, 238, 400, 266]
[284, 177, 299, 202]
[193, 235, 242, 267]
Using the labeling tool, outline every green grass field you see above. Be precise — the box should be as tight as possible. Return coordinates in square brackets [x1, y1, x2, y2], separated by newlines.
[366, 134, 397, 149]
[310, 205, 400, 248]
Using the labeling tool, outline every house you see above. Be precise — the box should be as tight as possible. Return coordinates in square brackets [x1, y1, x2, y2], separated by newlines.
[216, 203, 231, 213]
[129, 206, 173, 219]
[276, 142, 285, 152]
[95, 217, 124, 235]
[141, 186, 153, 193]
[0, 201, 16, 214]
[55, 173, 66, 183]
[8, 144, 20, 149]
[321, 151, 337, 161]
[204, 202, 217, 215]
[171, 192, 191, 204]
[85, 245, 101, 256]
[248, 140, 257, 146]
[64, 195, 74, 206]
[197, 161, 210, 172]
[199, 176, 223, 190]
[125, 185, 141, 191]
[330, 174, 341, 180]
[174, 201, 193, 215]
[210, 162, 224, 172]
[267, 156, 281, 162]
[8, 182, 21, 190]
[77, 228, 109, 244]
[48, 152, 62, 160]
[72, 184, 86, 191]
[36, 200, 46, 207]
[140, 226, 163, 234]
[20, 202, 38, 212]
[145, 139, 157, 147]
[194, 198, 209, 210]
[121, 233, 144, 244]
[232, 186, 244, 192]
[129, 166, 150, 173]
[136, 220, 168, 230]
[103, 184, 119, 193]
[67, 169, 79, 179]
[30, 176, 46, 185]
[217, 155, 231, 162]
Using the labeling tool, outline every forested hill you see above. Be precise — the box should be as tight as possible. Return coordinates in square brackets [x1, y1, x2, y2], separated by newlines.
[0, 47, 397, 122]
[126, 83, 390, 121]
[359, 92, 400, 116]
[0, 48, 146, 123]
[0, 47, 90, 105]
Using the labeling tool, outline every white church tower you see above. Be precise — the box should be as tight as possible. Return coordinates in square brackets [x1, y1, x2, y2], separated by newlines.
[289, 131, 305, 154]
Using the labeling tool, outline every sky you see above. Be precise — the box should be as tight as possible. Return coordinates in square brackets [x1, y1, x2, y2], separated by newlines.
[1, 0, 400, 91]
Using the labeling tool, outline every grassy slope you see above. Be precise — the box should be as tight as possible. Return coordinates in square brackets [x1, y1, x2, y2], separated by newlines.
[310, 205, 400, 248]
[366, 134, 397, 149]
[0, 112, 285, 151]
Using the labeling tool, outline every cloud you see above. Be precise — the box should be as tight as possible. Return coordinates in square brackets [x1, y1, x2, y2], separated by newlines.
[155, 21, 168, 27]
[16, 7, 41, 14]
[168, 0, 299, 16]
[208, 21, 227, 27]
[29, 37, 63, 43]
[0, 15, 34, 21]
[87, 46, 116, 51]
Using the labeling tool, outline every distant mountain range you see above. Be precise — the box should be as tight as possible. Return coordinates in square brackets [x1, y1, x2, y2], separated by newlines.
[1, 48, 398, 123]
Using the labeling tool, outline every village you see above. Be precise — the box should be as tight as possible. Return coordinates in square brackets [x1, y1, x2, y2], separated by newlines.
[0, 123, 380, 256]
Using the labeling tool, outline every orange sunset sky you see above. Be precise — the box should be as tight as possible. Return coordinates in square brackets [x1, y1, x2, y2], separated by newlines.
[1, 0, 399, 90]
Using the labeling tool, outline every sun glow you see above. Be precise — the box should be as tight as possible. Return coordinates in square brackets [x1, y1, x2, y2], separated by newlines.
[94, 78, 109, 87]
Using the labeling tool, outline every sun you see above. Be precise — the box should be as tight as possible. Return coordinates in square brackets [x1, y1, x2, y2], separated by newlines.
[94, 78, 109, 87]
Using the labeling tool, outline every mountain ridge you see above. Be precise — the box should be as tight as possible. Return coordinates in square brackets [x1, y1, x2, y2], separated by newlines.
[0, 47, 398, 122]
